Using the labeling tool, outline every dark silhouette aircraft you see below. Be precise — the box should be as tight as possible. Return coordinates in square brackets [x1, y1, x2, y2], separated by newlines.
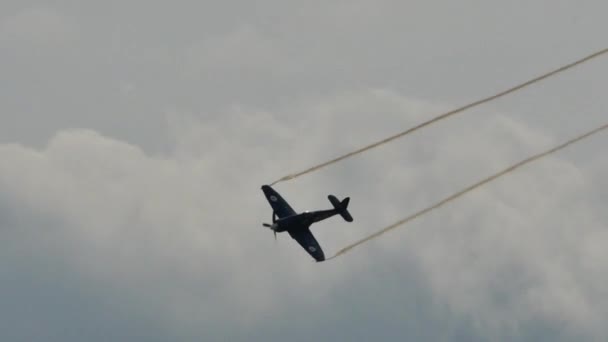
[261, 185, 353, 262]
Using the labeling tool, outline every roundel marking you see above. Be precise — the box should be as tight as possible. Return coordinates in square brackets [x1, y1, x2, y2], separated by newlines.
[269, 195, 278, 202]
[308, 246, 317, 252]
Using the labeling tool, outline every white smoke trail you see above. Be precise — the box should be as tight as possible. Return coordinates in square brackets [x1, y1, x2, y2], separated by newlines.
[326, 122, 608, 260]
[271, 48, 608, 186]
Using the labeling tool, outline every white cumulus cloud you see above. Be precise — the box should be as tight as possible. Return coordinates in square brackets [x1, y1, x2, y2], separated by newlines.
[0, 90, 606, 341]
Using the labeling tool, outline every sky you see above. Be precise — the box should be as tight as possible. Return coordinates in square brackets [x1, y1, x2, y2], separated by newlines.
[1, 1, 607, 341]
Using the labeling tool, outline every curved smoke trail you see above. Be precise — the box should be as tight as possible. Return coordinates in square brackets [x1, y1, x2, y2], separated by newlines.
[270, 48, 608, 186]
[326, 122, 608, 260]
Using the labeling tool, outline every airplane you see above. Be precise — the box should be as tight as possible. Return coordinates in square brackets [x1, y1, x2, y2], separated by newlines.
[261, 184, 353, 262]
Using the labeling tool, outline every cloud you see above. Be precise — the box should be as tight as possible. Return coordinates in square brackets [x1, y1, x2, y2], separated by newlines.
[0, 7, 78, 48]
[0, 90, 606, 340]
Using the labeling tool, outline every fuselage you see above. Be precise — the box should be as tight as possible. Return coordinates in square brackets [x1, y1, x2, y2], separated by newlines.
[272, 209, 338, 233]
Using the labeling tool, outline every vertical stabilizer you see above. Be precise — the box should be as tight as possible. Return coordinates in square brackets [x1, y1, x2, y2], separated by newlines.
[328, 195, 353, 222]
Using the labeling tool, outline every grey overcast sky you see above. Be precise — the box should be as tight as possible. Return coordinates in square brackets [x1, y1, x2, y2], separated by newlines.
[1, 1, 607, 341]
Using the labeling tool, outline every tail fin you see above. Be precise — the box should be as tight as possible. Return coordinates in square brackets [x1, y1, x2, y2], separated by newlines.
[328, 195, 354, 222]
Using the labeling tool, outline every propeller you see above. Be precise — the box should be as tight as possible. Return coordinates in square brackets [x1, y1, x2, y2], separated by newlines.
[263, 211, 278, 241]
[273, 212, 277, 240]
[262, 224, 277, 241]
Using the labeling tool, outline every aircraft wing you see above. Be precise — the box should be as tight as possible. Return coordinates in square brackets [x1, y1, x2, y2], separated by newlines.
[289, 228, 325, 262]
[261, 185, 296, 219]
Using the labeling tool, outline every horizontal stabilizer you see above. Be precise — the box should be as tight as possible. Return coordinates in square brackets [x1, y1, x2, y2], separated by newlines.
[328, 195, 353, 222]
